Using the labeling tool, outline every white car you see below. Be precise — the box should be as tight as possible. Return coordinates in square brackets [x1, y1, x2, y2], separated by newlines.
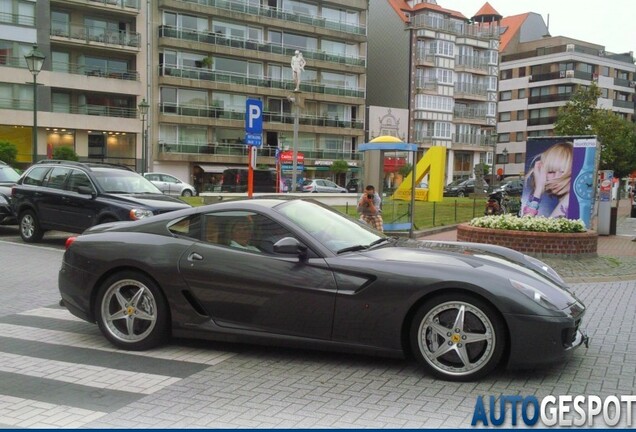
[144, 173, 197, 197]
[301, 179, 347, 193]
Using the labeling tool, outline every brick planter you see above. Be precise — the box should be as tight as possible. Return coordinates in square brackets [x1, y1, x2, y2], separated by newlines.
[457, 223, 598, 257]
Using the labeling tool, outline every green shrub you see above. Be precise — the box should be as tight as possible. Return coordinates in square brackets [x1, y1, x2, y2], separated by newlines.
[0, 141, 18, 165]
[469, 214, 586, 233]
[52, 146, 79, 161]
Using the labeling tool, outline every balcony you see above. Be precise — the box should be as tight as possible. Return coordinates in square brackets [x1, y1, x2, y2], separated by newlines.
[158, 141, 362, 161]
[410, 14, 498, 39]
[51, 24, 140, 49]
[454, 133, 495, 146]
[158, 103, 364, 129]
[52, 0, 140, 12]
[159, 65, 365, 99]
[415, 79, 438, 93]
[453, 107, 488, 120]
[613, 99, 634, 109]
[614, 77, 633, 88]
[528, 93, 572, 104]
[530, 70, 593, 83]
[0, 55, 26, 69]
[158, 26, 365, 68]
[454, 82, 488, 99]
[0, 97, 32, 111]
[455, 55, 489, 73]
[52, 60, 139, 80]
[527, 116, 557, 126]
[52, 103, 138, 118]
[175, 0, 366, 36]
[0, 11, 35, 26]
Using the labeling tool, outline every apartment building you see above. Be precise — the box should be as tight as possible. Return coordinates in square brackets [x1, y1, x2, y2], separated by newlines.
[0, 0, 146, 168]
[497, 12, 635, 178]
[153, 0, 368, 191]
[368, 0, 500, 184]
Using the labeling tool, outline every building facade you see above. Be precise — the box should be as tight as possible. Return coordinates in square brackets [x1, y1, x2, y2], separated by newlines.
[153, 0, 368, 192]
[368, 0, 500, 184]
[497, 13, 635, 178]
[0, 0, 146, 168]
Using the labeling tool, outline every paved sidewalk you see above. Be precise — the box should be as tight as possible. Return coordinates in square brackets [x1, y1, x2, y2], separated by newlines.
[417, 199, 636, 283]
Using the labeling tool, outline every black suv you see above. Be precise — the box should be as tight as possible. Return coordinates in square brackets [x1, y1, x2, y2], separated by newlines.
[11, 160, 190, 242]
[0, 161, 21, 225]
[491, 178, 525, 196]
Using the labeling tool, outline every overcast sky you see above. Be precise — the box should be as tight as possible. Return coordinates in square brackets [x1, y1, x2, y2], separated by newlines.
[437, 0, 635, 55]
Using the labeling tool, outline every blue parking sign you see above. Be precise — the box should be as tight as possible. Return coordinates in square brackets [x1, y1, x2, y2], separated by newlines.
[245, 99, 262, 134]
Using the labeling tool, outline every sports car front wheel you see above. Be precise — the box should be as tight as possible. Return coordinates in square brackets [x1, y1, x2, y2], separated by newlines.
[95, 271, 169, 351]
[410, 294, 505, 381]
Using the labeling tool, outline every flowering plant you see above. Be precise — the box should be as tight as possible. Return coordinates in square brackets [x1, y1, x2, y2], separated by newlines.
[468, 214, 586, 233]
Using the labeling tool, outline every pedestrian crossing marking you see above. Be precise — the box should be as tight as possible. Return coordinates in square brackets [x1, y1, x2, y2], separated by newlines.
[0, 352, 181, 394]
[0, 394, 107, 428]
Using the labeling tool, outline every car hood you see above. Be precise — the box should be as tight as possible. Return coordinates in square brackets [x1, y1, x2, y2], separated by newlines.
[0, 185, 11, 196]
[101, 193, 190, 209]
[347, 239, 581, 311]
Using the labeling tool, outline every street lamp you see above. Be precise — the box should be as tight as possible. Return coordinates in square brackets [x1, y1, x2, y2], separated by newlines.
[24, 45, 45, 164]
[489, 130, 498, 187]
[138, 98, 149, 174]
[502, 147, 509, 179]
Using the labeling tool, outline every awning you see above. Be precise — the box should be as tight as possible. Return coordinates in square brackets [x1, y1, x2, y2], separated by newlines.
[194, 164, 244, 173]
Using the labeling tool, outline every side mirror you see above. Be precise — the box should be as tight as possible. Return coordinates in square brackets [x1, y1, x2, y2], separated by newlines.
[273, 237, 308, 259]
[77, 186, 96, 198]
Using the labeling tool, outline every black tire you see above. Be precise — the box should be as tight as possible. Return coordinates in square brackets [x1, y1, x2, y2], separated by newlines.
[19, 210, 44, 243]
[631, 206, 636, 218]
[95, 271, 169, 351]
[182, 189, 193, 197]
[410, 293, 506, 381]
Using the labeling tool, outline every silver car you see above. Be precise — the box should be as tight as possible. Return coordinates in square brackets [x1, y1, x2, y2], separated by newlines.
[301, 179, 347, 193]
[144, 172, 197, 196]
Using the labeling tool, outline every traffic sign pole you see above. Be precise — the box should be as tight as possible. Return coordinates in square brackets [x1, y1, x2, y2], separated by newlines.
[248, 145, 254, 198]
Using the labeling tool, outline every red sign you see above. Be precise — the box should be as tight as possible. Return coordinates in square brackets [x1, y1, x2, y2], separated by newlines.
[279, 150, 304, 163]
[383, 157, 406, 173]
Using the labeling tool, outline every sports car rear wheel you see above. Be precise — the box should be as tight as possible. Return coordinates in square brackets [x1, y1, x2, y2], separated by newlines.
[95, 271, 169, 351]
[410, 294, 505, 381]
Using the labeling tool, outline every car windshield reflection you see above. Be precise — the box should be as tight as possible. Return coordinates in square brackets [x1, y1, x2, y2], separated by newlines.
[92, 170, 163, 194]
[275, 200, 384, 253]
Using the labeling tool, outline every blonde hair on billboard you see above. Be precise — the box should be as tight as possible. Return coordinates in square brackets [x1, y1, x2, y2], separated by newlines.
[528, 141, 573, 197]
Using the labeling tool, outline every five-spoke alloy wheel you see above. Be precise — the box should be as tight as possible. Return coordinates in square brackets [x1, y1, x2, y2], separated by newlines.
[95, 271, 169, 350]
[410, 294, 505, 381]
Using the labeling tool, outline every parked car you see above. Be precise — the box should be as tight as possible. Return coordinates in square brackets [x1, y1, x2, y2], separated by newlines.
[143, 172, 197, 197]
[443, 178, 489, 197]
[301, 179, 347, 193]
[11, 160, 190, 243]
[221, 168, 277, 193]
[491, 178, 525, 196]
[345, 178, 360, 193]
[0, 161, 21, 225]
[58, 197, 587, 381]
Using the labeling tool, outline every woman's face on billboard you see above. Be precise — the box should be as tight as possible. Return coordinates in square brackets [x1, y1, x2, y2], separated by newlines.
[546, 168, 566, 181]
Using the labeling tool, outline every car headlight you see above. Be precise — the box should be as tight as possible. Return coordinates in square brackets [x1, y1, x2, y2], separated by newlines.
[129, 208, 154, 220]
[510, 279, 560, 311]
[524, 254, 564, 283]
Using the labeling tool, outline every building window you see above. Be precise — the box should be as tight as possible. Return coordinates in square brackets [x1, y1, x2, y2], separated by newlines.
[600, 66, 610, 77]
[499, 91, 512, 101]
[498, 133, 510, 143]
[518, 88, 526, 98]
[515, 132, 524, 142]
[517, 110, 525, 120]
[518, 67, 526, 77]
[499, 112, 511, 122]
[500, 69, 511, 80]
[515, 153, 524, 163]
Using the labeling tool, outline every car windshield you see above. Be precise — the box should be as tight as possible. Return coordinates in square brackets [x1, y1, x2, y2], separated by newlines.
[447, 179, 466, 186]
[92, 169, 163, 194]
[275, 199, 385, 253]
[0, 166, 20, 183]
[301, 180, 313, 186]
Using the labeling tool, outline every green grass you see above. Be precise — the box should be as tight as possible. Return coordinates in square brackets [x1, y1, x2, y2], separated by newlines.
[334, 197, 484, 230]
[181, 195, 486, 231]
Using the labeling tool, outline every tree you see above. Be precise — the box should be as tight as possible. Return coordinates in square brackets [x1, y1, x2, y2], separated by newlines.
[0, 141, 18, 166]
[554, 82, 636, 178]
[330, 159, 349, 186]
[52, 146, 79, 161]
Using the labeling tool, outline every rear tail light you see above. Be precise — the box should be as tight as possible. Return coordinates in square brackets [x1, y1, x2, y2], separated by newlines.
[65, 237, 77, 250]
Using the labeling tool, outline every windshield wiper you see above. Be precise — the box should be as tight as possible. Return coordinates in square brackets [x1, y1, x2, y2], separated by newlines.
[336, 244, 370, 254]
[367, 237, 391, 249]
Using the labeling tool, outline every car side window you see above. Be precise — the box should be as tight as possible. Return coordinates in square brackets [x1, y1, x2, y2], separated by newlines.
[202, 211, 297, 254]
[67, 170, 94, 193]
[168, 215, 201, 240]
[22, 167, 50, 186]
[44, 167, 72, 190]
[163, 175, 177, 183]
[146, 174, 160, 181]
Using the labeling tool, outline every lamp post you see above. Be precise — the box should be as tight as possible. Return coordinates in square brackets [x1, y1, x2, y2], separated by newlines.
[490, 131, 498, 187]
[24, 45, 45, 164]
[138, 98, 149, 174]
[502, 147, 508, 179]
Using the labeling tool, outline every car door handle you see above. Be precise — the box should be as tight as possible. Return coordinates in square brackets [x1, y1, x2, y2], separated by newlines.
[188, 252, 203, 261]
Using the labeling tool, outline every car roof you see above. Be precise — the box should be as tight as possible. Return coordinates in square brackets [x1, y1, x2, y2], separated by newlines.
[34, 160, 134, 172]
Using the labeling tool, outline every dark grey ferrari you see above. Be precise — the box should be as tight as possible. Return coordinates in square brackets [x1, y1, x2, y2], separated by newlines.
[58, 198, 588, 381]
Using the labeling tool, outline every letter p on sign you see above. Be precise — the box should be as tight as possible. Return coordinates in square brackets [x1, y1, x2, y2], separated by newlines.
[245, 99, 263, 134]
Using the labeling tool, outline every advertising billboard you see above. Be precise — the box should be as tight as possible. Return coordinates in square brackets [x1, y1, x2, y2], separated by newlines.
[521, 137, 599, 229]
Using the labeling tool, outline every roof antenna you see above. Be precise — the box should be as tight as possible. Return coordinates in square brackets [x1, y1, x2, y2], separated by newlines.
[543, 13, 551, 37]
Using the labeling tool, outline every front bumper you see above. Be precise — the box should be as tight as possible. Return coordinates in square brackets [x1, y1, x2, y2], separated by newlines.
[505, 311, 588, 369]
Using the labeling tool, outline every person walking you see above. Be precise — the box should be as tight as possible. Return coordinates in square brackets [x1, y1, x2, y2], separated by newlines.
[357, 185, 383, 232]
